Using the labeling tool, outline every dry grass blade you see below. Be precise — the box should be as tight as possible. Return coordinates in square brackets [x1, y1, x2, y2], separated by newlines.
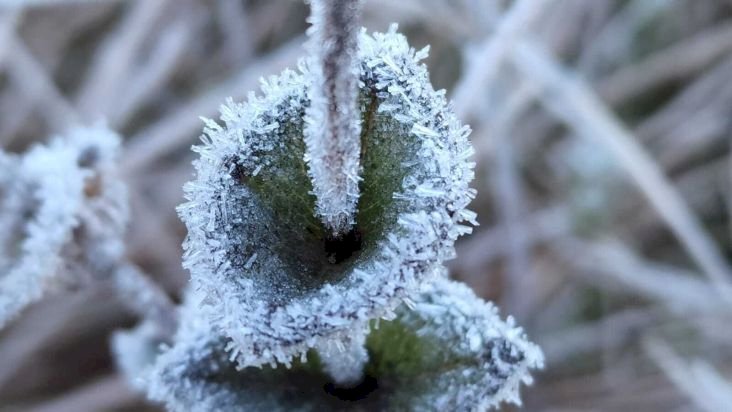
[452, 205, 571, 279]
[541, 308, 658, 366]
[24, 375, 141, 412]
[488, 83, 538, 317]
[3, 35, 79, 130]
[644, 337, 732, 412]
[111, 19, 192, 127]
[510, 38, 732, 300]
[451, 0, 552, 120]
[598, 21, 732, 105]
[75, 0, 170, 119]
[121, 36, 304, 172]
[553, 237, 725, 313]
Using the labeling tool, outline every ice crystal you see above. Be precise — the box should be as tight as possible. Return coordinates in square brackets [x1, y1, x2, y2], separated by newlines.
[0, 125, 126, 329]
[177, 26, 476, 371]
[304, 0, 364, 234]
[146, 278, 541, 411]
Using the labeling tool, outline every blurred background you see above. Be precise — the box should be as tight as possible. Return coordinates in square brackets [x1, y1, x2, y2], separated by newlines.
[1, 0, 731, 410]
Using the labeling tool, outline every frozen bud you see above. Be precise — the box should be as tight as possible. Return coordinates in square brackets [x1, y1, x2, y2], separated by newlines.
[0, 125, 126, 329]
[177, 26, 476, 370]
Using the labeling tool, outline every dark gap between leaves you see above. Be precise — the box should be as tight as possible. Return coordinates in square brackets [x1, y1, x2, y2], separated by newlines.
[324, 227, 363, 265]
[323, 374, 378, 402]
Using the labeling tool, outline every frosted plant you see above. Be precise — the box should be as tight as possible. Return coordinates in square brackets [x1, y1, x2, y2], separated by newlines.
[0, 125, 177, 389]
[0, 126, 128, 329]
[304, 0, 364, 234]
[146, 277, 542, 411]
[166, 2, 542, 408]
[177, 25, 477, 374]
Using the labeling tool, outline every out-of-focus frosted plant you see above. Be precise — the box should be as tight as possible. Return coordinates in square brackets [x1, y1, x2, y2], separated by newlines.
[0, 126, 128, 329]
[153, 0, 542, 409]
[0, 124, 177, 390]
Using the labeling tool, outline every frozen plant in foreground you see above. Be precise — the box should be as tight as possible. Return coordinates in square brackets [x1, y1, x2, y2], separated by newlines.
[165, 2, 542, 408]
[168, 20, 542, 409]
[0, 126, 127, 329]
[146, 277, 542, 411]
[177, 26, 477, 372]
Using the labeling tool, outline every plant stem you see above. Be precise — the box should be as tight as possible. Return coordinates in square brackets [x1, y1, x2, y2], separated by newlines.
[305, 0, 363, 236]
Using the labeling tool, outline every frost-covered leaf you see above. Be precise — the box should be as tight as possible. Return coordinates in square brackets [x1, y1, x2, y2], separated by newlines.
[0, 125, 127, 329]
[147, 277, 541, 411]
[369, 277, 544, 410]
[147, 298, 324, 412]
[177, 26, 476, 369]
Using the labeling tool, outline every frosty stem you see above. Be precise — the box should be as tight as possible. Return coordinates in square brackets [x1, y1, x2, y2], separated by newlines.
[305, 0, 364, 236]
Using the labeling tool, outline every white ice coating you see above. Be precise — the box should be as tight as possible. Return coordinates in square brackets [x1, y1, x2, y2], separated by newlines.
[304, 0, 364, 235]
[177, 26, 477, 371]
[0, 125, 126, 329]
